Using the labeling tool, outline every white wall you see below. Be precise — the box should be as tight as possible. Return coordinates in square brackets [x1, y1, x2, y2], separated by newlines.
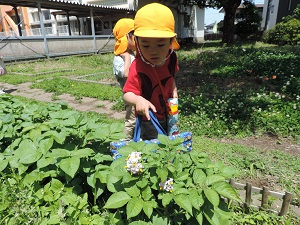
[193, 6, 205, 42]
[262, 0, 280, 30]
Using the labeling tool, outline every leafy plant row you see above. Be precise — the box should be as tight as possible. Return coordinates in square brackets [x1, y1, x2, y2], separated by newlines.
[0, 95, 240, 224]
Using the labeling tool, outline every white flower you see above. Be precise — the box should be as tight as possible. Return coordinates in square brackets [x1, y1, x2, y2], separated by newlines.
[159, 178, 174, 192]
[125, 152, 143, 175]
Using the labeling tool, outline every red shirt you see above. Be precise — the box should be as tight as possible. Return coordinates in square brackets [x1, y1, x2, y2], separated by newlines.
[123, 51, 179, 120]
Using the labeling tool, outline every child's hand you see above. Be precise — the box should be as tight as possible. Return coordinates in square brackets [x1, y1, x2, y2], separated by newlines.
[135, 96, 156, 120]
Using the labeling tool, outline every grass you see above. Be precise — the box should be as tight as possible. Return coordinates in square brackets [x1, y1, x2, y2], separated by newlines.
[0, 41, 299, 223]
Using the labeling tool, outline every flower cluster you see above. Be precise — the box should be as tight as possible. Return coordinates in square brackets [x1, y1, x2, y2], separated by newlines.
[125, 152, 143, 175]
[159, 178, 174, 192]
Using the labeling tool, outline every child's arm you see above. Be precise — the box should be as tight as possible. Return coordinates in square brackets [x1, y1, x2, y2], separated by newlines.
[120, 52, 132, 79]
[172, 80, 178, 98]
[123, 92, 156, 120]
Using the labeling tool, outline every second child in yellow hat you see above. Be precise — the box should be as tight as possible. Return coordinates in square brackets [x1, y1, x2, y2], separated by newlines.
[113, 18, 136, 140]
[123, 3, 180, 140]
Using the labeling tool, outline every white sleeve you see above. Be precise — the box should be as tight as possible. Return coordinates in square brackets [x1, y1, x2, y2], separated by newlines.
[113, 56, 125, 79]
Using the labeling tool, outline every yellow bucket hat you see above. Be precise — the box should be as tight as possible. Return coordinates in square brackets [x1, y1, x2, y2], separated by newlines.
[134, 3, 180, 50]
[113, 18, 134, 55]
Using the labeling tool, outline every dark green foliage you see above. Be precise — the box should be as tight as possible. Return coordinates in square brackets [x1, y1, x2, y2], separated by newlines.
[263, 4, 300, 45]
[282, 3, 300, 22]
[177, 45, 300, 138]
[235, 0, 262, 40]
[263, 18, 300, 45]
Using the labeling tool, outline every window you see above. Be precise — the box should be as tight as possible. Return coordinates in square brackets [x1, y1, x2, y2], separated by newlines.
[103, 21, 110, 29]
[43, 10, 51, 20]
[184, 15, 190, 28]
[32, 12, 39, 22]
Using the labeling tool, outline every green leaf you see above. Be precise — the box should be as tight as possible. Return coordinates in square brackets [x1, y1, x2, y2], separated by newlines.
[47, 214, 60, 224]
[23, 170, 56, 186]
[124, 184, 140, 198]
[129, 221, 149, 225]
[214, 207, 233, 221]
[0, 155, 8, 171]
[205, 174, 225, 186]
[170, 137, 184, 146]
[21, 124, 35, 133]
[29, 127, 42, 141]
[48, 148, 71, 158]
[152, 214, 169, 225]
[117, 145, 135, 156]
[104, 191, 131, 209]
[72, 148, 94, 158]
[43, 130, 67, 144]
[193, 169, 206, 185]
[173, 187, 190, 195]
[107, 174, 123, 193]
[141, 143, 159, 153]
[132, 141, 147, 150]
[156, 167, 168, 181]
[59, 156, 80, 178]
[136, 178, 148, 189]
[189, 189, 203, 210]
[87, 173, 97, 188]
[44, 189, 55, 202]
[204, 188, 220, 207]
[110, 133, 126, 140]
[176, 170, 189, 181]
[109, 123, 124, 133]
[162, 193, 173, 207]
[219, 166, 237, 178]
[126, 197, 143, 219]
[50, 178, 64, 192]
[174, 194, 193, 215]
[141, 186, 152, 201]
[36, 156, 57, 168]
[195, 210, 203, 225]
[157, 134, 171, 145]
[143, 201, 154, 219]
[122, 171, 136, 183]
[39, 138, 53, 154]
[212, 181, 241, 202]
[15, 139, 42, 164]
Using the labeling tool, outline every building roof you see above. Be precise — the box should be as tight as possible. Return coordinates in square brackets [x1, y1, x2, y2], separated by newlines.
[0, 0, 135, 17]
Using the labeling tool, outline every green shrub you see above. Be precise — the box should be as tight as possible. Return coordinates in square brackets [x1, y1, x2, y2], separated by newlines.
[263, 18, 300, 45]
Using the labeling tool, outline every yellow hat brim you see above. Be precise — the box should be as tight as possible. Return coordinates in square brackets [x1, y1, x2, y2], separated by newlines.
[114, 35, 128, 55]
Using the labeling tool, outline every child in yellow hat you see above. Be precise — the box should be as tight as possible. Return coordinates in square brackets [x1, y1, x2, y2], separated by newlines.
[123, 3, 180, 140]
[113, 18, 136, 140]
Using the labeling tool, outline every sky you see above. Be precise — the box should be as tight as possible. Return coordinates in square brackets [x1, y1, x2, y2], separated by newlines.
[204, 0, 265, 25]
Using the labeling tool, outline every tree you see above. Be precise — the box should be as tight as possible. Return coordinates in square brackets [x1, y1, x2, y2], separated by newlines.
[235, 0, 262, 40]
[178, 0, 242, 44]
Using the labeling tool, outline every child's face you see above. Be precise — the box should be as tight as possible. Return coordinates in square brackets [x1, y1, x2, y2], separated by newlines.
[137, 37, 172, 66]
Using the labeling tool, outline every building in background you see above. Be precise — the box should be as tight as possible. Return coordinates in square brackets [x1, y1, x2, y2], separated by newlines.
[0, 0, 206, 42]
[262, 0, 298, 30]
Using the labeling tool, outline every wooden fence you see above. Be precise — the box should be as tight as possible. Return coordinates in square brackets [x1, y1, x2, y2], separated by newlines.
[229, 178, 294, 216]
